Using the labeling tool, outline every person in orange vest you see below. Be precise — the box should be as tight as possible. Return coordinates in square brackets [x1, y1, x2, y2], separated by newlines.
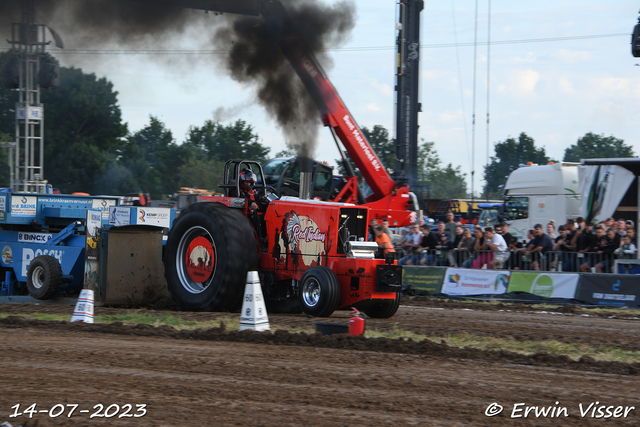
[373, 225, 395, 258]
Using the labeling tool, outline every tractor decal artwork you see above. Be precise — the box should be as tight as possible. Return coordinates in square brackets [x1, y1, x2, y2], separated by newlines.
[185, 236, 214, 283]
[277, 211, 327, 268]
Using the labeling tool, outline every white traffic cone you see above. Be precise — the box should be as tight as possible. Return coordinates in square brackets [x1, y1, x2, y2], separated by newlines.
[239, 271, 270, 331]
[71, 289, 95, 323]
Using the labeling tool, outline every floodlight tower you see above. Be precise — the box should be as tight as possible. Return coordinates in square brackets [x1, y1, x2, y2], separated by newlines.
[394, 0, 424, 205]
[5, 0, 59, 193]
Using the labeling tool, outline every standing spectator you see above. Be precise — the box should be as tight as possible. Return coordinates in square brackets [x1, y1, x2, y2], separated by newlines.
[627, 227, 637, 246]
[472, 226, 491, 269]
[457, 227, 476, 267]
[398, 223, 423, 265]
[418, 224, 438, 266]
[580, 226, 616, 273]
[373, 225, 395, 258]
[497, 222, 519, 269]
[485, 227, 509, 269]
[434, 221, 453, 266]
[571, 217, 591, 265]
[444, 211, 457, 240]
[626, 219, 635, 229]
[552, 225, 573, 271]
[513, 229, 535, 270]
[606, 217, 616, 229]
[380, 218, 393, 240]
[546, 220, 557, 239]
[448, 225, 465, 266]
[368, 218, 378, 241]
[615, 234, 637, 259]
[526, 224, 554, 271]
[617, 219, 627, 236]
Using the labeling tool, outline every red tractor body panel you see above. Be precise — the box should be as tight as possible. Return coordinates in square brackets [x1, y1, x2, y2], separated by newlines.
[259, 198, 398, 309]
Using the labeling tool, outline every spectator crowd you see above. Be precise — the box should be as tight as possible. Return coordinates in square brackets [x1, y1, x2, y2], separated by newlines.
[369, 214, 638, 273]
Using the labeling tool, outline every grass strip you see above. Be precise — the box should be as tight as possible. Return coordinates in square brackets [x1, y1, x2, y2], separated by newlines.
[1, 311, 638, 364]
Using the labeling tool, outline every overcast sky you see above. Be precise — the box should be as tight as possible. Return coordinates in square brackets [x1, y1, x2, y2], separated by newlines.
[5, 0, 640, 195]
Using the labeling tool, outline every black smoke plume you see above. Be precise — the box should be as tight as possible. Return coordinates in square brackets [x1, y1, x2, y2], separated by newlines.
[1, 0, 356, 158]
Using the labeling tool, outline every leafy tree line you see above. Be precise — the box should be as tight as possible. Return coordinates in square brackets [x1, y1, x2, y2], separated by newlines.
[0, 54, 270, 198]
[0, 54, 634, 202]
[482, 132, 635, 199]
[338, 125, 469, 200]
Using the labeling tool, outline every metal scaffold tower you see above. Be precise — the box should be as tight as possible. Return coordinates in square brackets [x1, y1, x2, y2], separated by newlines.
[5, 0, 50, 193]
[395, 0, 424, 206]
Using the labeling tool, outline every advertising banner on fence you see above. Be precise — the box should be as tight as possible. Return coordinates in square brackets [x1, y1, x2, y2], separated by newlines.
[402, 266, 445, 295]
[575, 274, 639, 308]
[507, 272, 579, 299]
[441, 268, 510, 296]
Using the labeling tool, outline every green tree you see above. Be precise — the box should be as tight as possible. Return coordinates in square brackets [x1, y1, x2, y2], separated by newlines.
[416, 140, 468, 199]
[184, 119, 270, 163]
[428, 164, 469, 199]
[112, 116, 186, 199]
[0, 52, 19, 136]
[563, 132, 634, 162]
[362, 125, 395, 173]
[177, 156, 225, 191]
[0, 57, 128, 193]
[483, 132, 551, 199]
[40, 66, 128, 193]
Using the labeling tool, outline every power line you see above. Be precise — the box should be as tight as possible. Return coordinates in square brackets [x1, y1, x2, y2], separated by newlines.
[0, 32, 628, 55]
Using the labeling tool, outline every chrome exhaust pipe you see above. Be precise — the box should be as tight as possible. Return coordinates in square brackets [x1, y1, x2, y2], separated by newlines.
[299, 157, 313, 200]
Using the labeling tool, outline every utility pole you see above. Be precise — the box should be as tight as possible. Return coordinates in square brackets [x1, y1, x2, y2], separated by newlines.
[395, 0, 423, 206]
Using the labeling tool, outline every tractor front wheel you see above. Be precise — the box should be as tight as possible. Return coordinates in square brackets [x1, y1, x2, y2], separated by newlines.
[298, 266, 339, 317]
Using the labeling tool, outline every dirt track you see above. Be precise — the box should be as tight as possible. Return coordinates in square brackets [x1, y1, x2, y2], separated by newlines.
[1, 299, 639, 426]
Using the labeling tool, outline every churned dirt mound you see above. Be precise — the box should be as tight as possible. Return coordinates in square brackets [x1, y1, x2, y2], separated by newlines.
[0, 315, 638, 376]
[1, 317, 640, 427]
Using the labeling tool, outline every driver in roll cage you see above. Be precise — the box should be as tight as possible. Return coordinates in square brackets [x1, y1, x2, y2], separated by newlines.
[239, 168, 268, 248]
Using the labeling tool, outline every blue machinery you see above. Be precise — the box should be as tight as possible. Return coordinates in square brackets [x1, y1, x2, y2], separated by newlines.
[0, 191, 175, 305]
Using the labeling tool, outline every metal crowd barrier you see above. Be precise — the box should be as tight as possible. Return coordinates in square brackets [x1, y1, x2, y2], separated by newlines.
[392, 249, 624, 273]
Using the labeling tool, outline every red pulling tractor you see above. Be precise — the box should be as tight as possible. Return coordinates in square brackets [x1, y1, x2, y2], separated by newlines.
[162, 0, 418, 318]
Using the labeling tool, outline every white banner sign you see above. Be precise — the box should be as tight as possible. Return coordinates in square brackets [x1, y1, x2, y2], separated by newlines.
[441, 268, 510, 296]
[579, 165, 635, 224]
[135, 207, 171, 228]
[109, 207, 131, 227]
[11, 195, 37, 217]
[18, 232, 52, 244]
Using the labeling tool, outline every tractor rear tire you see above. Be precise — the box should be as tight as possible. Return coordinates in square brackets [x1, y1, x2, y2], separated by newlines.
[164, 202, 259, 312]
[298, 266, 339, 317]
[26, 255, 62, 300]
[363, 293, 401, 319]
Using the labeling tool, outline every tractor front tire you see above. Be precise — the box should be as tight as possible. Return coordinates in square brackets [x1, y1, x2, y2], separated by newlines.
[298, 266, 339, 317]
[164, 202, 259, 312]
[26, 255, 62, 300]
[363, 292, 401, 319]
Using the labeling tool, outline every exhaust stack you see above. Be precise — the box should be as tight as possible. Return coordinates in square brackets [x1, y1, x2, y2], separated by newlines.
[299, 156, 313, 200]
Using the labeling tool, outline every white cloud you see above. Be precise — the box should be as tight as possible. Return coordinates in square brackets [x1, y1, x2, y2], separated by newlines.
[367, 78, 393, 96]
[366, 103, 381, 111]
[550, 49, 593, 63]
[558, 78, 576, 94]
[498, 69, 540, 97]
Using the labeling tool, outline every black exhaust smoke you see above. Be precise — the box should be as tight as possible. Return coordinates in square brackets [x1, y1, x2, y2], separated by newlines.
[0, 0, 355, 159]
[213, 0, 355, 159]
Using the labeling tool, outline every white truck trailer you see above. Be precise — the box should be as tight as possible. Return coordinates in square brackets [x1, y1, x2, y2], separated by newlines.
[502, 162, 581, 241]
